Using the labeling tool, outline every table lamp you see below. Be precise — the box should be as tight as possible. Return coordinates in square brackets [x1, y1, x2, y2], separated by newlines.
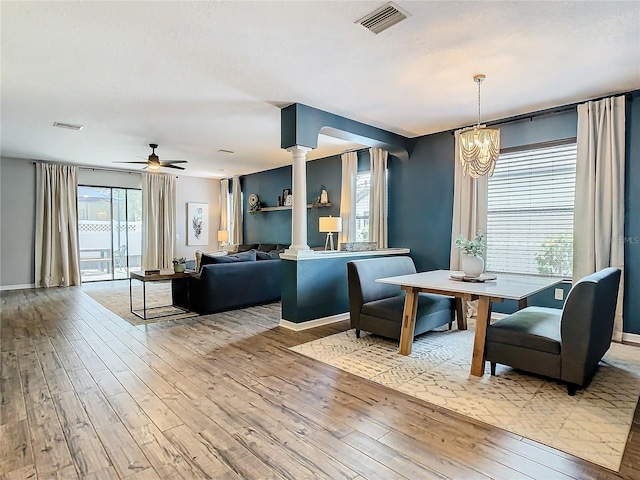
[217, 230, 229, 248]
[319, 216, 342, 251]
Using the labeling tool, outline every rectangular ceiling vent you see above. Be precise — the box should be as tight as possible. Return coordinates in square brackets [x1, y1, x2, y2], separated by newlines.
[356, 2, 410, 34]
[53, 121, 83, 131]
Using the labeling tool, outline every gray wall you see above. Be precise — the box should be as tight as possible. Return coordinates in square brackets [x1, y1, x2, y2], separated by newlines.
[175, 175, 221, 259]
[0, 156, 221, 288]
[0, 157, 36, 288]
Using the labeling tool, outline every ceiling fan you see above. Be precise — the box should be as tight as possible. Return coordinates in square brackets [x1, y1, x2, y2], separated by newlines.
[115, 143, 188, 170]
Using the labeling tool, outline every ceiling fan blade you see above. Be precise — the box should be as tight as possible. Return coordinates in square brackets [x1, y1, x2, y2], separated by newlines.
[161, 160, 188, 164]
[113, 161, 150, 164]
[162, 164, 185, 170]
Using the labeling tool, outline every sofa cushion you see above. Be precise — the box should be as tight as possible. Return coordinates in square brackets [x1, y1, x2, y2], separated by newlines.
[487, 307, 562, 355]
[258, 243, 278, 252]
[236, 243, 259, 253]
[195, 249, 227, 271]
[361, 292, 453, 323]
[207, 249, 257, 264]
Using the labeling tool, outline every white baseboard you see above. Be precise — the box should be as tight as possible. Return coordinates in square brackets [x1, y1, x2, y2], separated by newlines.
[280, 312, 350, 331]
[622, 333, 640, 345]
[0, 283, 35, 291]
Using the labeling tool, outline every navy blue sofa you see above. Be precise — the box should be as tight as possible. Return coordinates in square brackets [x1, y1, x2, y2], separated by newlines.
[172, 252, 282, 314]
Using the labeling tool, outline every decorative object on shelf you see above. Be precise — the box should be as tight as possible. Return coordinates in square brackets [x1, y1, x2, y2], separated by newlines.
[282, 188, 291, 207]
[312, 185, 329, 210]
[187, 203, 208, 246]
[217, 230, 229, 248]
[284, 195, 293, 206]
[248, 193, 261, 219]
[340, 241, 378, 252]
[172, 257, 187, 273]
[319, 215, 342, 251]
[277, 195, 282, 207]
[454, 232, 486, 278]
[459, 74, 500, 178]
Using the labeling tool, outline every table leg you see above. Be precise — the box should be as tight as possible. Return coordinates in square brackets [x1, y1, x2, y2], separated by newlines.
[129, 278, 133, 314]
[517, 297, 529, 310]
[470, 296, 492, 376]
[455, 298, 467, 330]
[398, 287, 419, 356]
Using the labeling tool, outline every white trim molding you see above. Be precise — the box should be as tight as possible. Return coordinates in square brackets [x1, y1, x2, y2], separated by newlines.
[0, 283, 35, 291]
[280, 312, 349, 331]
[622, 333, 640, 346]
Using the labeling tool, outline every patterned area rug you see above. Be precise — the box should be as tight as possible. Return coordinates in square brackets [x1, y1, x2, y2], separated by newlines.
[291, 328, 640, 471]
[84, 281, 199, 326]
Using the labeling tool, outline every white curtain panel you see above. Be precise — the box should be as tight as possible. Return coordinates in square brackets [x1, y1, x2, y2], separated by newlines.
[35, 163, 81, 287]
[142, 173, 176, 270]
[450, 130, 488, 270]
[574, 95, 626, 341]
[219, 178, 230, 247]
[339, 151, 358, 244]
[231, 175, 243, 246]
[369, 147, 388, 248]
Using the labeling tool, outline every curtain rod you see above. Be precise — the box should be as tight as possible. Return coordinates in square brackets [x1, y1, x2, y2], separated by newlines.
[341, 147, 369, 155]
[453, 89, 637, 134]
[32, 162, 179, 177]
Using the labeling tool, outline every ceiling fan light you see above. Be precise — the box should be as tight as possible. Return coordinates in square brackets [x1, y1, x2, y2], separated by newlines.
[148, 163, 160, 170]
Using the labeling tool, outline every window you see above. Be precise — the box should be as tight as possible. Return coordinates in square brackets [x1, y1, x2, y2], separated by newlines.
[355, 172, 370, 241]
[485, 140, 577, 277]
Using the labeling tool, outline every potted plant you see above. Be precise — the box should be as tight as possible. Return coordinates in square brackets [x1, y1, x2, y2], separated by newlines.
[454, 232, 485, 277]
[172, 256, 187, 273]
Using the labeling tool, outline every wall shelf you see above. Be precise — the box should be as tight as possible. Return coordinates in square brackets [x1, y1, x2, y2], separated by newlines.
[253, 202, 331, 212]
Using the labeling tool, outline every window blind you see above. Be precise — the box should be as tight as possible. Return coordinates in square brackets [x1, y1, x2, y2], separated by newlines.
[486, 142, 577, 277]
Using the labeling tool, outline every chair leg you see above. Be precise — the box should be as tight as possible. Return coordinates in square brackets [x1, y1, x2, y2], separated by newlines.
[355, 329, 361, 338]
[567, 383, 578, 396]
[448, 320, 453, 330]
[490, 362, 496, 376]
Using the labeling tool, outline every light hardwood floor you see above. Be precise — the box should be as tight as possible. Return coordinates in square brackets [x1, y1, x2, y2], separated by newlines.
[1, 286, 639, 479]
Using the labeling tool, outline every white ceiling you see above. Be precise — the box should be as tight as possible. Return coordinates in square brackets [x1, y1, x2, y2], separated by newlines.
[2, 1, 639, 178]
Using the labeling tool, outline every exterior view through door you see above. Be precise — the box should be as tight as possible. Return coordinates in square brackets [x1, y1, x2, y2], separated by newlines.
[78, 186, 142, 282]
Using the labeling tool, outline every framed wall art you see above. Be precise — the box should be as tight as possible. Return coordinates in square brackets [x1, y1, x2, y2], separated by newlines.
[187, 202, 209, 246]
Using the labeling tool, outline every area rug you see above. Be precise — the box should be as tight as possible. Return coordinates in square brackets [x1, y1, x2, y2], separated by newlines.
[290, 328, 640, 471]
[84, 282, 199, 326]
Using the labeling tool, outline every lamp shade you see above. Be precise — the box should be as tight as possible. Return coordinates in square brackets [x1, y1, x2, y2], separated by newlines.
[319, 216, 342, 233]
[217, 230, 229, 242]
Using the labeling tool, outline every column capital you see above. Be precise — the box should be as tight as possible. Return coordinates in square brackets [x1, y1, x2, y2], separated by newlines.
[286, 145, 312, 156]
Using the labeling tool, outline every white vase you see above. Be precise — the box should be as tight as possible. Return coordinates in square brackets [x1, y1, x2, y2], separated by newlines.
[461, 254, 484, 278]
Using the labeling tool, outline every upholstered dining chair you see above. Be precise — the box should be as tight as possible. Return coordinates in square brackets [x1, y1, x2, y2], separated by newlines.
[347, 256, 455, 341]
[485, 267, 621, 395]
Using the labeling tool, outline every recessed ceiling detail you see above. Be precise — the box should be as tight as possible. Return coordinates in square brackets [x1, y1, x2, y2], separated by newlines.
[53, 121, 83, 131]
[356, 2, 410, 34]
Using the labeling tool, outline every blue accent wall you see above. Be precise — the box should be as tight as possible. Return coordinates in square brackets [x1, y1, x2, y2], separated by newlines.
[242, 155, 342, 248]
[625, 92, 640, 334]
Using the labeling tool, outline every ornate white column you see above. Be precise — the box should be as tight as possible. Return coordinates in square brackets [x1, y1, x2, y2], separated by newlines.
[287, 145, 312, 253]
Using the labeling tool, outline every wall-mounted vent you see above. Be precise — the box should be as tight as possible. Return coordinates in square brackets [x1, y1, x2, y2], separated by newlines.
[217, 149, 234, 154]
[53, 121, 83, 131]
[356, 2, 410, 34]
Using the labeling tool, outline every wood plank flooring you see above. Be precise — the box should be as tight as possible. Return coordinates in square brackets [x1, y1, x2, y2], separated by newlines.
[1, 286, 640, 479]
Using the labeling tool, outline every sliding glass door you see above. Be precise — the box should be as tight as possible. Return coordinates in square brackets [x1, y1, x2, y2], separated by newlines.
[78, 186, 142, 282]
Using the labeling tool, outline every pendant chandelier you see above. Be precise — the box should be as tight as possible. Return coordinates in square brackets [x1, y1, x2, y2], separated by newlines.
[459, 74, 500, 178]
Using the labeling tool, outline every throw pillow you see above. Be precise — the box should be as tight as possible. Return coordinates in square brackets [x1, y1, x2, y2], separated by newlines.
[256, 250, 281, 260]
[236, 243, 259, 253]
[195, 249, 227, 271]
[209, 249, 257, 264]
[257, 243, 277, 252]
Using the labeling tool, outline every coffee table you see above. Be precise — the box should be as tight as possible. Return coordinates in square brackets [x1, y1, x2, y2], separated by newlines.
[377, 270, 562, 376]
[129, 270, 194, 320]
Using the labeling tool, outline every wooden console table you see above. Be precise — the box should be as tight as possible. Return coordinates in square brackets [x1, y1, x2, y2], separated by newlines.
[129, 270, 194, 320]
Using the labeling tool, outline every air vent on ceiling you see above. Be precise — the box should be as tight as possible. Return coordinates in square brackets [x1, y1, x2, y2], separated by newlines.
[356, 2, 410, 34]
[217, 149, 234, 154]
[53, 121, 83, 131]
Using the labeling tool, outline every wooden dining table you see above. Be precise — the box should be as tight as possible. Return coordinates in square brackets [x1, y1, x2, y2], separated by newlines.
[376, 270, 562, 377]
